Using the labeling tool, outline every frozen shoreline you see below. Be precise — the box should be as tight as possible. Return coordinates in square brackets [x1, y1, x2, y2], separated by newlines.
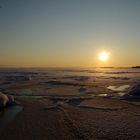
[0, 68, 140, 139]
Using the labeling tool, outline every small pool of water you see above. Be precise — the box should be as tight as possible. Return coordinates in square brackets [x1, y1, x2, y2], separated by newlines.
[98, 94, 108, 97]
[107, 85, 130, 92]
[117, 92, 127, 96]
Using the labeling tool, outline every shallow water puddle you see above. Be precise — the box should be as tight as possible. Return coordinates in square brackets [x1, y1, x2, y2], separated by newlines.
[98, 94, 108, 97]
[117, 92, 127, 96]
[0, 106, 23, 129]
[107, 85, 130, 91]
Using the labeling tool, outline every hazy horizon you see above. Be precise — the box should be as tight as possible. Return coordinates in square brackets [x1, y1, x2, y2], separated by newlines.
[0, 65, 139, 68]
[1, 0, 140, 67]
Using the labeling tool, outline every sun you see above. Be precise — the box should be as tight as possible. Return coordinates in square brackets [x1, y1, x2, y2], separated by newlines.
[98, 51, 110, 62]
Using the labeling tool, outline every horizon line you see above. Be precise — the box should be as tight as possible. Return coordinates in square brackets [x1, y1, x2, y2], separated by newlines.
[0, 66, 139, 69]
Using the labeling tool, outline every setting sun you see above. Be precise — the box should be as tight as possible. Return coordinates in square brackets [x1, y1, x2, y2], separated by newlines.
[98, 51, 110, 62]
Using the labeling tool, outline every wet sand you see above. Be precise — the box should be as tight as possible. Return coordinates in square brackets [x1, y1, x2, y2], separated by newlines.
[0, 97, 139, 140]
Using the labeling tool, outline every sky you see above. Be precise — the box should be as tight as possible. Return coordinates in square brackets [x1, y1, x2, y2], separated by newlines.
[0, 0, 140, 67]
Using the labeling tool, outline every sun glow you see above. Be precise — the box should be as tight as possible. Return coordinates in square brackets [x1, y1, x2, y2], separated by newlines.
[98, 51, 110, 62]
